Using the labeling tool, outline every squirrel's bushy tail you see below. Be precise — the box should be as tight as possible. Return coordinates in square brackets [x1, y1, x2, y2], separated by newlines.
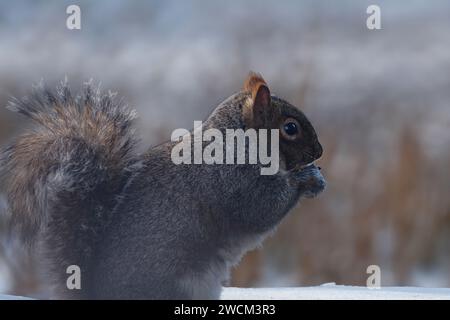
[0, 81, 138, 297]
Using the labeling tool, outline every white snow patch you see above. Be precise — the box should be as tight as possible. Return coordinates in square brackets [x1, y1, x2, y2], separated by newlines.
[0, 294, 32, 300]
[221, 285, 450, 300]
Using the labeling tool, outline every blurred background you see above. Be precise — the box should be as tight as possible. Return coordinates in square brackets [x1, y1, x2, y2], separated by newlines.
[0, 0, 449, 297]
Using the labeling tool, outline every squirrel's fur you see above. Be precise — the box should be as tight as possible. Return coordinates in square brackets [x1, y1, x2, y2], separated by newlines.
[1, 73, 325, 299]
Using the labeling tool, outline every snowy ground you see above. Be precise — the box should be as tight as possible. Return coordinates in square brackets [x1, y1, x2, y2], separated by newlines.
[1, 284, 450, 300]
[0, 294, 32, 300]
[221, 284, 450, 300]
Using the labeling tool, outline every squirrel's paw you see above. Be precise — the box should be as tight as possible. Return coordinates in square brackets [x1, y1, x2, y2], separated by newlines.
[289, 164, 326, 198]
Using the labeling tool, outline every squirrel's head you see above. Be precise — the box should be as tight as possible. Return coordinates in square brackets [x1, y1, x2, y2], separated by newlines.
[242, 72, 323, 172]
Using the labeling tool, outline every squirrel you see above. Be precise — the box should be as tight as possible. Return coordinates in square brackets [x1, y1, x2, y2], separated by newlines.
[0, 72, 325, 299]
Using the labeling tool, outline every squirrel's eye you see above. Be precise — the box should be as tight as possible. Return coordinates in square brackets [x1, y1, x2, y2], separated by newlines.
[284, 122, 298, 135]
[281, 118, 301, 140]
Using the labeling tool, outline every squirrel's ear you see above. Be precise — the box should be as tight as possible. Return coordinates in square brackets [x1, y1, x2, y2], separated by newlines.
[243, 72, 271, 126]
[244, 72, 271, 107]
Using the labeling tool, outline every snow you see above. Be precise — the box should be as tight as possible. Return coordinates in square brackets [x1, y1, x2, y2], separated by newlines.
[1, 284, 449, 300]
[221, 284, 450, 300]
[0, 294, 32, 300]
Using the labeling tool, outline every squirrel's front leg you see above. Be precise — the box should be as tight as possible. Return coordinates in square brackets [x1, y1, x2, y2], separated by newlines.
[224, 169, 306, 234]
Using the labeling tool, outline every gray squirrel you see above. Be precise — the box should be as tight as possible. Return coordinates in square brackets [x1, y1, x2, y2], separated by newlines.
[0, 72, 325, 299]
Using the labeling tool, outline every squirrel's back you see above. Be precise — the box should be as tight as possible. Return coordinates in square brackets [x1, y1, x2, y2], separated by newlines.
[0, 81, 138, 298]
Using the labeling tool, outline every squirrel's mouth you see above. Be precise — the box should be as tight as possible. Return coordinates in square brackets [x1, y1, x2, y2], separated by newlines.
[298, 162, 321, 171]
[295, 162, 323, 174]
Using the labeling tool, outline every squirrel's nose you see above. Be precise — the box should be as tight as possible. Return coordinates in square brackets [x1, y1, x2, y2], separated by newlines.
[313, 142, 323, 160]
